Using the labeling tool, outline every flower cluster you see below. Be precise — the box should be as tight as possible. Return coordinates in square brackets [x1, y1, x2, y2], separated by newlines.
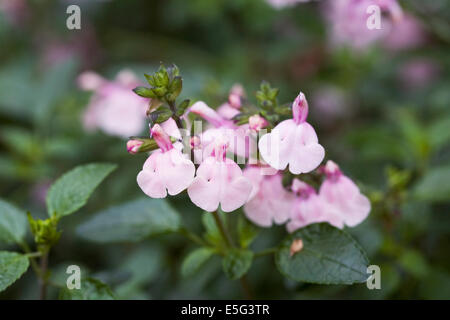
[124, 65, 371, 231]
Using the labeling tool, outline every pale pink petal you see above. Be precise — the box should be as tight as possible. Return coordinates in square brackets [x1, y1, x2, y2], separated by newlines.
[160, 149, 195, 196]
[137, 153, 167, 198]
[187, 158, 221, 212]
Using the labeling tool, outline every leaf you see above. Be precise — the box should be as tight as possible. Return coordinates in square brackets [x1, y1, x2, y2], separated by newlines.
[222, 248, 253, 280]
[46, 163, 117, 218]
[201, 212, 223, 247]
[59, 278, 115, 300]
[413, 166, 450, 203]
[0, 251, 30, 292]
[238, 215, 259, 249]
[181, 247, 215, 278]
[77, 198, 181, 243]
[275, 223, 369, 285]
[0, 199, 28, 245]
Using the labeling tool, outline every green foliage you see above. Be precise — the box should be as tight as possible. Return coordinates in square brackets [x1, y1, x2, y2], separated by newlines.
[237, 215, 259, 249]
[222, 248, 253, 280]
[46, 163, 117, 218]
[59, 278, 116, 300]
[275, 223, 369, 284]
[181, 247, 215, 278]
[27, 214, 61, 250]
[0, 252, 30, 292]
[413, 166, 450, 203]
[77, 198, 181, 243]
[0, 199, 28, 245]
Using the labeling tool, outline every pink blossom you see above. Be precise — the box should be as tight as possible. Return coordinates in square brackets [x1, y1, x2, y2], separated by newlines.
[137, 124, 195, 198]
[243, 166, 294, 227]
[127, 140, 143, 154]
[217, 84, 245, 120]
[383, 14, 427, 51]
[323, 0, 402, 50]
[79, 70, 148, 138]
[319, 161, 371, 227]
[187, 139, 252, 212]
[258, 92, 325, 174]
[248, 115, 268, 132]
[287, 179, 343, 232]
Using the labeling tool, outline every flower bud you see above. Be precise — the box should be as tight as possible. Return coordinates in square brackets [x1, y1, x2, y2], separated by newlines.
[292, 92, 308, 124]
[151, 124, 173, 153]
[190, 136, 201, 149]
[248, 114, 268, 131]
[126, 137, 163, 154]
[127, 140, 144, 154]
[290, 238, 304, 257]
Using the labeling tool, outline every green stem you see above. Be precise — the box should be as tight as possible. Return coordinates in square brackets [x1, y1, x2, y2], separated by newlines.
[178, 227, 209, 247]
[20, 242, 41, 276]
[168, 100, 184, 129]
[39, 251, 49, 300]
[211, 211, 253, 299]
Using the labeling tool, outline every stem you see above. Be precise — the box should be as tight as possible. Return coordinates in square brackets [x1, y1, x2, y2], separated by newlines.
[211, 211, 253, 299]
[39, 251, 49, 300]
[178, 227, 209, 247]
[20, 242, 41, 275]
[212, 211, 234, 247]
[168, 100, 184, 129]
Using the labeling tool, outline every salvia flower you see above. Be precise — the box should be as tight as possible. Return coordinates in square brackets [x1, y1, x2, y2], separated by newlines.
[79, 69, 148, 138]
[243, 166, 293, 227]
[287, 179, 343, 233]
[319, 160, 371, 227]
[217, 84, 245, 119]
[137, 124, 195, 198]
[258, 92, 325, 174]
[187, 138, 252, 212]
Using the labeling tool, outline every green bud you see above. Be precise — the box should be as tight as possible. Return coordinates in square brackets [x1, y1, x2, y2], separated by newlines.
[133, 86, 156, 98]
[167, 76, 183, 101]
[167, 64, 180, 80]
[144, 74, 155, 86]
[28, 213, 61, 251]
[152, 86, 167, 97]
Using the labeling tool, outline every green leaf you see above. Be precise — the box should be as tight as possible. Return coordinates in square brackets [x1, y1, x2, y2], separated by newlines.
[275, 223, 369, 285]
[201, 212, 224, 248]
[181, 247, 215, 278]
[238, 215, 259, 249]
[133, 86, 156, 98]
[176, 99, 190, 117]
[222, 248, 253, 280]
[59, 278, 115, 300]
[0, 251, 30, 292]
[46, 163, 117, 218]
[413, 166, 450, 203]
[77, 198, 181, 243]
[0, 199, 28, 245]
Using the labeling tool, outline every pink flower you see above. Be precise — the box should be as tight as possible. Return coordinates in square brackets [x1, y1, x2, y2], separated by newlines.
[248, 115, 268, 132]
[243, 166, 294, 227]
[258, 92, 325, 174]
[127, 139, 143, 154]
[217, 84, 245, 120]
[79, 70, 148, 138]
[187, 138, 252, 212]
[323, 0, 402, 50]
[287, 179, 343, 232]
[137, 124, 195, 198]
[383, 14, 426, 51]
[319, 160, 371, 227]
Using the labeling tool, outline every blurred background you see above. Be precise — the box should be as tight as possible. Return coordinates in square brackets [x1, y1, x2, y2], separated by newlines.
[0, 0, 449, 299]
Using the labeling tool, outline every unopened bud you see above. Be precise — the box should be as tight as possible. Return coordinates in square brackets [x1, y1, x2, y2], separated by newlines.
[127, 140, 144, 154]
[292, 92, 308, 124]
[248, 114, 268, 131]
[190, 136, 201, 149]
[290, 238, 304, 257]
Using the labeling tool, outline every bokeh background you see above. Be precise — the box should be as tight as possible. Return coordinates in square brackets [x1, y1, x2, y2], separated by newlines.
[0, 0, 449, 299]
